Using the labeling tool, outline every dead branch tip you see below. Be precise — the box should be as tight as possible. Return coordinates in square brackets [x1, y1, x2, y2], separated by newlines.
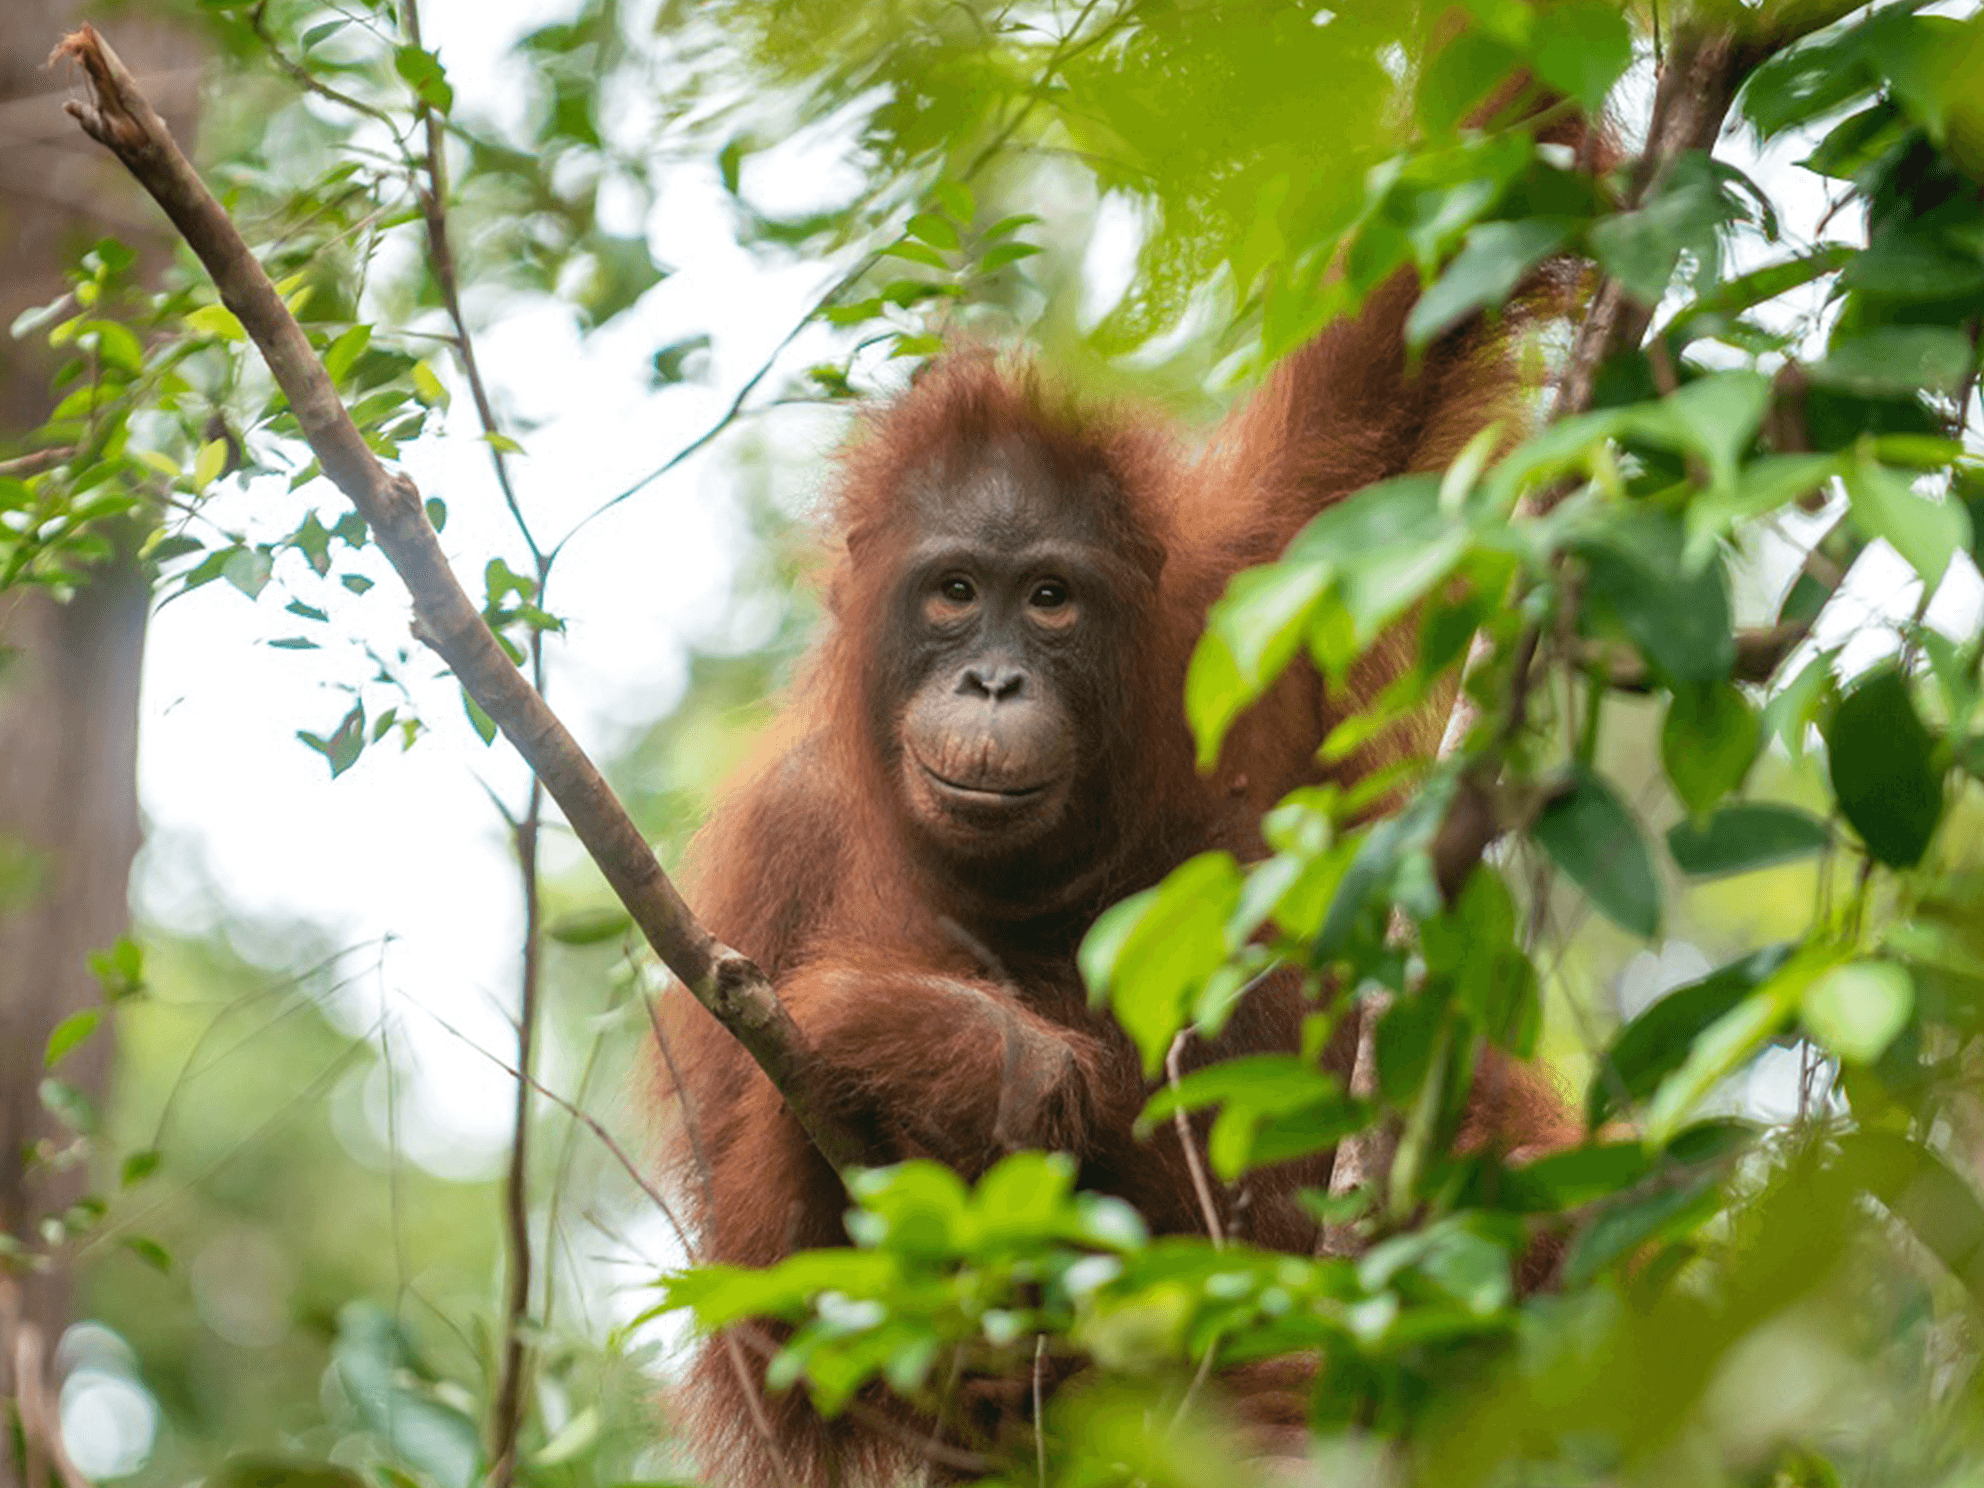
[52, 24, 152, 153]
[49, 23, 101, 70]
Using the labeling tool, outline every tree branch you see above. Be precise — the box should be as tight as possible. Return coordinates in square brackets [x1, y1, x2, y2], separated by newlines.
[1432, 17, 1770, 902]
[53, 24, 865, 1172]
[1552, 24, 1753, 433]
[1577, 619, 1816, 695]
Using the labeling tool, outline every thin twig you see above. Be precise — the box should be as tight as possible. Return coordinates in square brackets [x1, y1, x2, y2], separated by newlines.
[550, 247, 884, 562]
[1169, 1329, 1221, 1434]
[387, 0, 550, 1465]
[553, 0, 1126, 561]
[1032, 1334, 1048, 1487]
[402, 0, 541, 571]
[646, 988, 718, 1221]
[1427, 18, 1768, 901]
[724, 1332, 805, 1488]
[54, 24, 863, 1173]
[489, 781, 542, 1484]
[1164, 1032, 1225, 1247]
[1552, 25, 1751, 440]
[248, 0, 409, 142]
[407, 998, 693, 1255]
[1576, 619, 1817, 693]
[0, 447, 74, 477]
[2, 1292, 90, 1488]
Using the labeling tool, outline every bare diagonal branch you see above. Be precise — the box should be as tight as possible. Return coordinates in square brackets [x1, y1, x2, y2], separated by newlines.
[54, 23, 864, 1173]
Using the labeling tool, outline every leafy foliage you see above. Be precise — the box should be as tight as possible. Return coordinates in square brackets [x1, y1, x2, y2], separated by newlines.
[14, 0, 1984, 1485]
[652, 4, 1984, 1484]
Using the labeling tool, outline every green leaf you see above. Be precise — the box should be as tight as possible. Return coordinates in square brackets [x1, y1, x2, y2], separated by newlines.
[301, 17, 350, 47]
[334, 1308, 483, 1487]
[1812, 326, 1976, 397]
[1528, 1, 1632, 115]
[1643, 946, 1835, 1147]
[1188, 559, 1330, 767]
[411, 359, 449, 407]
[1406, 218, 1572, 348]
[1741, 25, 1879, 138]
[120, 1236, 174, 1275]
[323, 324, 372, 384]
[1661, 681, 1760, 816]
[978, 241, 1043, 274]
[43, 1009, 100, 1068]
[1666, 248, 1857, 343]
[1563, 1168, 1721, 1285]
[1143, 1055, 1360, 1181]
[1660, 371, 1773, 493]
[297, 702, 366, 779]
[983, 213, 1040, 240]
[289, 513, 332, 576]
[40, 1077, 97, 1135]
[121, 1149, 161, 1186]
[1338, 526, 1471, 644]
[1588, 946, 1793, 1127]
[825, 295, 889, 323]
[223, 546, 273, 598]
[576, 233, 670, 326]
[717, 135, 749, 195]
[1684, 453, 1842, 566]
[1803, 961, 1913, 1064]
[1803, 101, 1911, 181]
[1843, 234, 1984, 302]
[848, 1160, 969, 1257]
[1589, 161, 1730, 306]
[191, 437, 229, 491]
[1837, 1131, 1984, 1306]
[462, 687, 498, 746]
[1666, 804, 1831, 878]
[533, 1405, 602, 1468]
[651, 333, 712, 386]
[1579, 514, 1735, 685]
[1184, 632, 1248, 772]
[1845, 455, 1970, 592]
[931, 180, 974, 222]
[184, 304, 245, 341]
[1858, 11, 1970, 140]
[1826, 666, 1943, 868]
[547, 908, 632, 946]
[393, 43, 455, 114]
[1081, 853, 1244, 1076]
[1317, 785, 1449, 959]
[1531, 767, 1662, 940]
[88, 935, 144, 1000]
[1287, 473, 1446, 567]
[81, 318, 144, 374]
[1419, 30, 1526, 132]
[904, 212, 959, 251]
[1497, 1142, 1653, 1211]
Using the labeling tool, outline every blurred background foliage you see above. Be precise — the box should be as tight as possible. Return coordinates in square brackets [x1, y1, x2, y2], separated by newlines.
[4, 0, 1984, 1485]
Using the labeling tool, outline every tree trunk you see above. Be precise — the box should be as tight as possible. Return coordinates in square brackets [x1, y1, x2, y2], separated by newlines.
[0, 4, 195, 1479]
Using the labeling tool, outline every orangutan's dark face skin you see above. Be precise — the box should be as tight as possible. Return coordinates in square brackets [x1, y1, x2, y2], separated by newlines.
[877, 445, 1135, 866]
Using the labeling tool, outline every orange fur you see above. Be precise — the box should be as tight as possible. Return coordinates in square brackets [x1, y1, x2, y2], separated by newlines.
[656, 270, 1557, 1486]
